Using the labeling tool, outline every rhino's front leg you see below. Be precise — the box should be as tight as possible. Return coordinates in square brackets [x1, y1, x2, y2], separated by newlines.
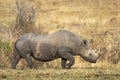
[65, 55, 75, 69]
[61, 58, 67, 69]
[58, 47, 75, 69]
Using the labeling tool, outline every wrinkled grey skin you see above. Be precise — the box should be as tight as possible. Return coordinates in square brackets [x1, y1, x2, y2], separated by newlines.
[11, 30, 99, 69]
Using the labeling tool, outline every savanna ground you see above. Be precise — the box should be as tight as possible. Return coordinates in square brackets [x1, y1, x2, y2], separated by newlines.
[0, 0, 120, 80]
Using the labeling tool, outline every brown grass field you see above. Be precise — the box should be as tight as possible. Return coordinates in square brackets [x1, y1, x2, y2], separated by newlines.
[0, 0, 120, 80]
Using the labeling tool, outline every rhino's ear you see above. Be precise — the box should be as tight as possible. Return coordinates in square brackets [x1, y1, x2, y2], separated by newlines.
[82, 40, 87, 46]
[88, 39, 93, 44]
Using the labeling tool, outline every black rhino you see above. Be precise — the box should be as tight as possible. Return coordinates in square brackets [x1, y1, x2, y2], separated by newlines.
[11, 30, 99, 69]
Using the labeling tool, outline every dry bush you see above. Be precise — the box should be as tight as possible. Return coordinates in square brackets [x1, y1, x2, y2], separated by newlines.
[92, 17, 120, 64]
[12, 0, 40, 36]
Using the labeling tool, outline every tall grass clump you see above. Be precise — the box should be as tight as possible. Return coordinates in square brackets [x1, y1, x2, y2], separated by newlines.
[0, 37, 13, 67]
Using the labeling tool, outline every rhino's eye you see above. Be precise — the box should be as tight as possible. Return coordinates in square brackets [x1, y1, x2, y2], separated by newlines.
[89, 53, 92, 56]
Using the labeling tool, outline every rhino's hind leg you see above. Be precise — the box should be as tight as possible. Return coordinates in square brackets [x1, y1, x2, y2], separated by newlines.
[11, 49, 22, 69]
[24, 54, 34, 69]
[15, 49, 34, 69]
[58, 47, 75, 69]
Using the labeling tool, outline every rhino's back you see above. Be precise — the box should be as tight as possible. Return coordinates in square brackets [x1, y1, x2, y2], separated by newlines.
[18, 33, 40, 41]
[30, 30, 82, 49]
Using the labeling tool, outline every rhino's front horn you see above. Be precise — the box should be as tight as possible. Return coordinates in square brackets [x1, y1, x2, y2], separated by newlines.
[97, 53, 103, 59]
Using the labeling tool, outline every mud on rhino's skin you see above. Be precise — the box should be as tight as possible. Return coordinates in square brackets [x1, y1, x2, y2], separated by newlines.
[11, 30, 99, 69]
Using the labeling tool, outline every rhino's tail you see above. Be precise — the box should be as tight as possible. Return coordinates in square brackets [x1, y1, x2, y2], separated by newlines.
[14, 40, 20, 54]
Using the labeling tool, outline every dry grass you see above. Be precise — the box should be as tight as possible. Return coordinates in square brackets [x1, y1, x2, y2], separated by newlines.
[0, 0, 120, 79]
[0, 63, 120, 80]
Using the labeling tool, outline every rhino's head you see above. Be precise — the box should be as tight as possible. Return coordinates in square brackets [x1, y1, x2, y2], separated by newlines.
[78, 39, 99, 63]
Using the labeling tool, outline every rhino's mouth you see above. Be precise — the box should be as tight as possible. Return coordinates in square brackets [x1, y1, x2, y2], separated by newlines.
[82, 56, 97, 63]
[79, 55, 97, 63]
[86, 58, 97, 63]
